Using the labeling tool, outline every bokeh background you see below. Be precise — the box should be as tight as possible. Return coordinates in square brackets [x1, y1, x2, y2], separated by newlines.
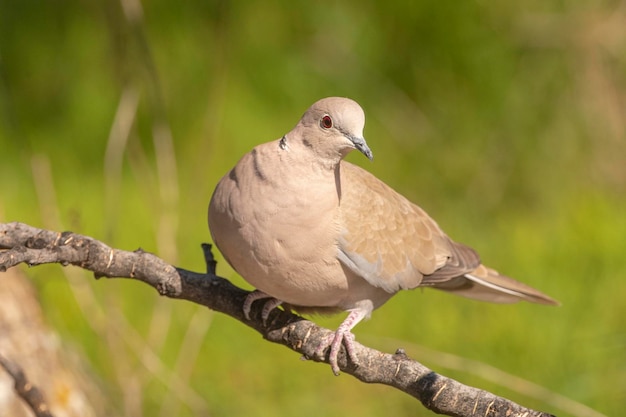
[1, 1, 625, 416]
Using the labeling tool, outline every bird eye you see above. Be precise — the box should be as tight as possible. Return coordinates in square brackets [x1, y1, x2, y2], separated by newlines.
[321, 115, 333, 129]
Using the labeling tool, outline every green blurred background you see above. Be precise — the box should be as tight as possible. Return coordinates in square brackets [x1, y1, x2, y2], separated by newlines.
[1, 1, 624, 416]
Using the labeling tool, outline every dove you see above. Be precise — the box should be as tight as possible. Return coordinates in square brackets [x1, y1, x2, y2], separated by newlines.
[208, 97, 558, 375]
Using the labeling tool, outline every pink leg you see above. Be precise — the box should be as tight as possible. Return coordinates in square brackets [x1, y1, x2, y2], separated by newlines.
[317, 308, 368, 375]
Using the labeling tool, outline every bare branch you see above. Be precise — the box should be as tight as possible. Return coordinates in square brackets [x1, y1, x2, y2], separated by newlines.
[0, 222, 556, 417]
[0, 353, 54, 417]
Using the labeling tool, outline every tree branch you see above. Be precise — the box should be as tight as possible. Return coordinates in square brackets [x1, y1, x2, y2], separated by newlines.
[0, 222, 555, 417]
[0, 353, 55, 417]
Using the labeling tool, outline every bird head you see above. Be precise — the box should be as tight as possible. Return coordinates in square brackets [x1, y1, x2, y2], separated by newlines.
[294, 97, 373, 163]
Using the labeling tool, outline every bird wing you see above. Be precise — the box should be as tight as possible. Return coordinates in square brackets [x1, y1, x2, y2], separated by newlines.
[337, 162, 480, 293]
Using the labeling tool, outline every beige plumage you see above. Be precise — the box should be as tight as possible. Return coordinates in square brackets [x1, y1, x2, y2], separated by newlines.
[208, 97, 558, 375]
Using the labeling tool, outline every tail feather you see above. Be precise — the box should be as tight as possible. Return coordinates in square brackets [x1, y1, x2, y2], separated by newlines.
[434, 264, 559, 306]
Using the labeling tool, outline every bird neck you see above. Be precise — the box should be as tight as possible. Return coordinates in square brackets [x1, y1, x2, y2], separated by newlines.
[281, 131, 345, 172]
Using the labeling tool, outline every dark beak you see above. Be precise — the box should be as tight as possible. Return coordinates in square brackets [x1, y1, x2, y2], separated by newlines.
[350, 135, 373, 161]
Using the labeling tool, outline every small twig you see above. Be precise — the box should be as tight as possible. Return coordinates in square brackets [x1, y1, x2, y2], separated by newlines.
[0, 222, 556, 417]
[0, 353, 54, 417]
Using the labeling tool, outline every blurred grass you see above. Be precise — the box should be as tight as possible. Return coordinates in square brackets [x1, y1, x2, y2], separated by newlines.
[1, 1, 625, 416]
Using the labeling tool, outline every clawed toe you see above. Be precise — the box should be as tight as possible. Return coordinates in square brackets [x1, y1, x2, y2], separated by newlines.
[315, 329, 359, 376]
[243, 290, 282, 325]
[260, 298, 283, 324]
[315, 308, 368, 375]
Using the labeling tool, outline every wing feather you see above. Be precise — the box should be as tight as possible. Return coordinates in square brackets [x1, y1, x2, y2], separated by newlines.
[337, 162, 480, 292]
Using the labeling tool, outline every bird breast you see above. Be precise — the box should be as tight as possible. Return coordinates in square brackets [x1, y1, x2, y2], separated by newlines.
[209, 142, 353, 307]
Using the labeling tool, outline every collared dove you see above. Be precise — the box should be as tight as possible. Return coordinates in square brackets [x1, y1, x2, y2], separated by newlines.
[208, 97, 558, 375]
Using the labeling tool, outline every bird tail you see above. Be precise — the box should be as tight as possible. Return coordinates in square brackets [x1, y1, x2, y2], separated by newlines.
[435, 264, 559, 306]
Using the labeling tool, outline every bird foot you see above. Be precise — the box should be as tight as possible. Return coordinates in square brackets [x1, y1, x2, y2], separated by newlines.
[315, 308, 368, 375]
[243, 290, 283, 325]
[314, 328, 359, 376]
[316, 318, 366, 376]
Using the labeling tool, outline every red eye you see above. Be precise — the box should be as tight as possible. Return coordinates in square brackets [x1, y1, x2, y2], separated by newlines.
[321, 115, 333, 129]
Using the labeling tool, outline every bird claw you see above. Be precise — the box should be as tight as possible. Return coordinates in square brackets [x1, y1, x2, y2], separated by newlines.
[314, 308, 367, 375]
[243, 290, 282, 325]
[315, 329, 359, 376]
[260, 298, 283, 325]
